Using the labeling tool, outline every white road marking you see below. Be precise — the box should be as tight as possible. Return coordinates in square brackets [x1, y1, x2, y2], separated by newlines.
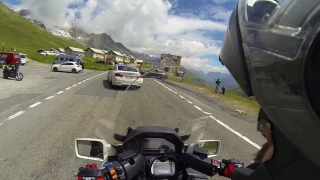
[210, 116, 261, 149]
[78, 82, 82, 85]
[179, 95, 185, 99]
[194, 105, 202, 111]
[72, 84, 77, 87]
[8, 111, 25, 120]
[29, 102, 42, 108]
[153, 79, 261, 149]
[45, 95, 55, 100]
[65, 87, 72, 90]
[57, 91, 64, 95]
[202, 111, 212, 115]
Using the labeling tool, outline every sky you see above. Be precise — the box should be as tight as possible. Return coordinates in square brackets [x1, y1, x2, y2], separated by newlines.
[2, 0, 237, 73]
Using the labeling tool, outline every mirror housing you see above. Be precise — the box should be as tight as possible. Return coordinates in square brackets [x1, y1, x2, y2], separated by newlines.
[75, 138, 116, 161]
[198, 140, 221, 158]
[185, 140, 221, 158]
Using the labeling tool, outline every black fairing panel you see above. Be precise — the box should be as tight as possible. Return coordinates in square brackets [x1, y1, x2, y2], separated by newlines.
[124, 126, 184, 152]
[219, 3, 253, 96]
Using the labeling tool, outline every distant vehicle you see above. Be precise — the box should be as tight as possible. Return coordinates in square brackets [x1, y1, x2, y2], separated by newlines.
[39, 51, 58, 56]
[142, 69, 167, 80]
[0, 52, 21, 66]
[51, 61, 82, 73]
[37, 49, 45, 53]
[107, 65, 143, 89]
[19, 53, 28, 65]
[52, 54, 82, 65]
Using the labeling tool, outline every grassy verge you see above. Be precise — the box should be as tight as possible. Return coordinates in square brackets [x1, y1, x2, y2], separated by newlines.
[136, 64, 153, 69]
[167, 75, 260, 113]
[83, 57, 113, 71]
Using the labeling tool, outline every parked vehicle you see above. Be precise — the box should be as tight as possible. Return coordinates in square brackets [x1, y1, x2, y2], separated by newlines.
[2, 64, 23, 81]
[40, 51, 58, 56]
[0, 52, 21, 65]
[51, 61, 82, 73]
[37, 49, 45, 53]
[19, 53, 28, 65]
[107, 65, 143, 89]
[52, 54, 82, 65]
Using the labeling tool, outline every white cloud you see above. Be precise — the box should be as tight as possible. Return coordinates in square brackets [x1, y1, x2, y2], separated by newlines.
[10, 0, 229, 72]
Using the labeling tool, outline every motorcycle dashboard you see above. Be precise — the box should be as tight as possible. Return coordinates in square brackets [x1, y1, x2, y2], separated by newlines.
[124, 138, 175, 154]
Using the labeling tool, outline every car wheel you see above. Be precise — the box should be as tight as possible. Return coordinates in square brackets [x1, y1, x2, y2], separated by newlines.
[53, 67, 58, 72]
[72, 69, 77, 73]
[136, 86, 141, 90]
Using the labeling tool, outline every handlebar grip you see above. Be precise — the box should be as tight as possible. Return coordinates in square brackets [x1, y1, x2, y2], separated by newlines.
[178, 153, 221, 177]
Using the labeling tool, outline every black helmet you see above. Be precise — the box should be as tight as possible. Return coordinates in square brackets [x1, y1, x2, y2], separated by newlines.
[220, 0, 320, 175]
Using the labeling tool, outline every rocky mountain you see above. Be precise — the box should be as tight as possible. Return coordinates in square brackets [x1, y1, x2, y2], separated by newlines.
[18, 9, 46, 29]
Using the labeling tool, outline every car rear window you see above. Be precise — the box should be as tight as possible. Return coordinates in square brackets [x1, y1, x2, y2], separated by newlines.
[0, 54, 8, 57]
[117, 66, 138, 72]
[20, 55, 26, 58]
[60, 57, 64, 60]
[14, 54, 20, 58]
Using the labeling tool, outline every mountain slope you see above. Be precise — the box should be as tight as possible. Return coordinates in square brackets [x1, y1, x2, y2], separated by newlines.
[0, 2, 84, 63]
[86, 33, 132, 54]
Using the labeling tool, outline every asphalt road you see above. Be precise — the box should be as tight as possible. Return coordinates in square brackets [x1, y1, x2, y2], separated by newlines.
[0, 64, 265, 180]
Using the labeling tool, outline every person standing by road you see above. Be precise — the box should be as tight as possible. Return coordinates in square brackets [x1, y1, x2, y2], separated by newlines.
[214, 79, 221, 93]
[221, 86, 226, 95]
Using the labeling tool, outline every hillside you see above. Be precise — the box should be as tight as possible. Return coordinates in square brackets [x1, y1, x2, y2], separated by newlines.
[180, 67, 208, 85]
[0, 2, 84, 63]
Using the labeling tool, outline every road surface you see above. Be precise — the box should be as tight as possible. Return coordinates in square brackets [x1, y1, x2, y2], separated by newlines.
[0, 64, 265, 179]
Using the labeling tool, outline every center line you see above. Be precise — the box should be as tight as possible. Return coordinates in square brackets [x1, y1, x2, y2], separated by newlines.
[78, 82, 82, 85]
[194, 105, 202, 111]
[45, 95, 55, 100]
[65, 87, 72, 90]
[29, 102, 42, 108]
[57, 91, 64, 95]
[8, 111, 25, 120]
[72, 84, 77, 87]
[187, 100, 193, 104]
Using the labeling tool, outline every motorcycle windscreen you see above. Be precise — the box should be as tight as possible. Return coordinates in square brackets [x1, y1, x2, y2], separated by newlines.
[94, 65, 212, 146]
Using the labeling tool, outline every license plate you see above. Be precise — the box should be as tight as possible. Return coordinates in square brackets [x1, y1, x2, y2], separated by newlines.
[125, 76, 135, 79]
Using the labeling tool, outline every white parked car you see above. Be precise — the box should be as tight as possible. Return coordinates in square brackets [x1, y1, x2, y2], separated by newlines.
[40, 51, 58, 56]
[107, 65, 143, 89]
[51, 61, 82, 73]
[19, 53, 28, 65]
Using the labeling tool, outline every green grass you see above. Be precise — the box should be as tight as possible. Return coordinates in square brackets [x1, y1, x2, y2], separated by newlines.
[0, 3, 84, 61]
[83, 57, 113, 71]
[0, 3, 110, 71]
[136, 64, 153, 69]
[167, 75, 260, 113]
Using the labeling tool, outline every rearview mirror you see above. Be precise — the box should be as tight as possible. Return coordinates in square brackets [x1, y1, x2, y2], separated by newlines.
[198, 140, 221, 158]
[75, 138, 116, 161]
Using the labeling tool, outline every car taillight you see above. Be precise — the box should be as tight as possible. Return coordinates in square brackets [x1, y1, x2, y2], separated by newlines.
[115, 73, 123, 77]
[137, 75, 143, 78]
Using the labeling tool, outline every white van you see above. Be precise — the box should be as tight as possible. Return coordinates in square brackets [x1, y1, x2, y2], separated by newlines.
[19, 53, 28, 65]
[52, 54, 82, 65]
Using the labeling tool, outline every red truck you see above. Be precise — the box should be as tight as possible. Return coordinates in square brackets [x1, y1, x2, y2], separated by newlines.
[0, 52, 21, 66]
